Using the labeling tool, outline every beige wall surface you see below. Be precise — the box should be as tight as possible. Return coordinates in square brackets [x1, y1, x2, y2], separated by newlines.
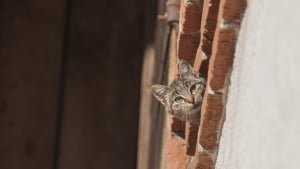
[216, 0, 300, 168]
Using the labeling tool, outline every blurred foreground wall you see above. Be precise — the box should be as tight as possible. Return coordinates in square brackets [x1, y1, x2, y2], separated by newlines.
[216, 0, 300, 168]
[0, 1, 145, 169]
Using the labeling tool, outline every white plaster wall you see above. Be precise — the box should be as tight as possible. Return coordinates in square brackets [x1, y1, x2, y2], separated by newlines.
[216, 0, 300, 169]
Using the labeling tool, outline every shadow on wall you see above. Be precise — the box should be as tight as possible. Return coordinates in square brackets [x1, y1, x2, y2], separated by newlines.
[0, 0, 152, 169]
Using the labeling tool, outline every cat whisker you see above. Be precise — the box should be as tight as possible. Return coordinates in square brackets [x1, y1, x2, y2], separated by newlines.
[188, 111, 193, 124]
[181, 113, 186, 126]
[186, 114, 188, 122]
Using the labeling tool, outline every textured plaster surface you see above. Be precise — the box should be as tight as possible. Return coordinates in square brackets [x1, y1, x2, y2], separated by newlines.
[216, 0, 300, 168]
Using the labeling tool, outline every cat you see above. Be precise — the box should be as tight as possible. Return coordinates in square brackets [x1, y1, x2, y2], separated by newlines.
[151, 60, 206, 124]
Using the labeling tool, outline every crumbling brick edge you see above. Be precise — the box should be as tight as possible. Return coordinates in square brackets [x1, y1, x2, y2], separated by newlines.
[192, 0, 247, 168]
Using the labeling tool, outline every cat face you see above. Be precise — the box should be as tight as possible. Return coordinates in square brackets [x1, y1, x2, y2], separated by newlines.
[151, 60, 206, 124]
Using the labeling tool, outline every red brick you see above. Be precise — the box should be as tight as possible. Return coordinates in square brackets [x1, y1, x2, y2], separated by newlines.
[170, 117, 186, 132]
[199, 93, 224, 149]
[166, 137, 189, 169]
[220, 0, 247, 21]
[185, 122, 199, 155]
[177, 32, 200, 61]
[209, 27, 236, 90]
[194, 0, 220, 74]
[199, 0, 220, 54]
[193, 153, 214, 169]
[193, 52, 203, 72]
[179, 1, 203, 33]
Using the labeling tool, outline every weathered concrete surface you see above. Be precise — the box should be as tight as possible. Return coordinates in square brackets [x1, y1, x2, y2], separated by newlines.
[216, 0, 300, 168]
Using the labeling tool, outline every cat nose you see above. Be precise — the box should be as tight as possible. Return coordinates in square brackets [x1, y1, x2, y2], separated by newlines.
[186, 96, 194, 103]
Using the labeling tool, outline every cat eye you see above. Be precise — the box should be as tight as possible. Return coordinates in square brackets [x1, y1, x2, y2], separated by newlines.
[175, 97, 185, 103]
[190, 83, 200, 95]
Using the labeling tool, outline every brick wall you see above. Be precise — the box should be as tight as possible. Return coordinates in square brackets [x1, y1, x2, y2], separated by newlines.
[163, 0, 246, 168]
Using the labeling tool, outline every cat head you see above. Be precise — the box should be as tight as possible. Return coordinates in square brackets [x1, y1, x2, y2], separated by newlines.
[151, 60, 206, 124]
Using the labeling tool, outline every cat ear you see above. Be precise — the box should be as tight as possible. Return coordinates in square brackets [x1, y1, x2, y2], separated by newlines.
[151, 84, 170, 105]
[179, 60, 193, 76]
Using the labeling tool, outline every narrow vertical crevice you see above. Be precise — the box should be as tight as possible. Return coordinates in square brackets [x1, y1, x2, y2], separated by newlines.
[52, 0, 73, 169]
